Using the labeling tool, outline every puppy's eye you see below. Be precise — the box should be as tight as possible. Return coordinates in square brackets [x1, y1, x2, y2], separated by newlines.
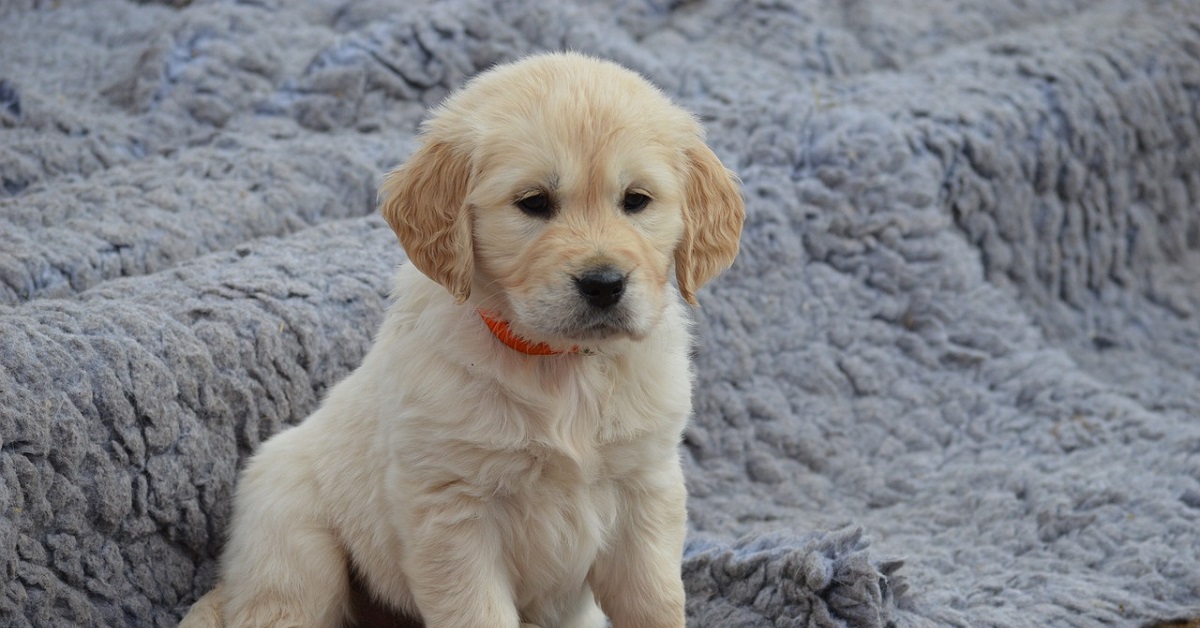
[622, 191, 651, 214]
[516, 193, 552, 217]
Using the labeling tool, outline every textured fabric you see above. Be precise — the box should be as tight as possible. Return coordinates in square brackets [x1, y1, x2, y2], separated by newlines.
[1, 0, 1198, 626]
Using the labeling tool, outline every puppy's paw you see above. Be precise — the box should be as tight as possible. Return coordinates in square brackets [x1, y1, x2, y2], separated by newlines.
[564, 599, 607, 628]
[178, 585, 225, 628]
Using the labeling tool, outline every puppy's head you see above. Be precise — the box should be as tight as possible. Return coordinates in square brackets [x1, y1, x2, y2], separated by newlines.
[381, 52, 743, 346]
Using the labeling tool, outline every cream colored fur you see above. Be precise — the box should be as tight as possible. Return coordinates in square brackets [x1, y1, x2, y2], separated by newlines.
[181, 52, 743, 628]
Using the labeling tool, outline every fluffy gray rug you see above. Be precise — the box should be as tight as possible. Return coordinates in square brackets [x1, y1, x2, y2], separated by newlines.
[2, 0, 1198, 626]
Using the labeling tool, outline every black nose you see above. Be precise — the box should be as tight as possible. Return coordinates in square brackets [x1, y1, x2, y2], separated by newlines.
[574, 268, 626, 309]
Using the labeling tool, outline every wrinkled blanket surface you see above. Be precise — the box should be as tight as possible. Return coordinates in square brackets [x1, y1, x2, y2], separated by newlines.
[2, 0, 1199, 626]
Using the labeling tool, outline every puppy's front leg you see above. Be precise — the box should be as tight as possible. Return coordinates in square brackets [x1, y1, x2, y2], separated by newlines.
[405, 497, 523, 628]
[589, 461, 688, 628]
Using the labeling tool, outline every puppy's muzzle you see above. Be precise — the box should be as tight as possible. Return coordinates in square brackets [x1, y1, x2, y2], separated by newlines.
[574, 266, 626, 309]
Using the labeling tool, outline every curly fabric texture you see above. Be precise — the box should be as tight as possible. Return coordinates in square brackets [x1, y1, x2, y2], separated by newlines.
[1, 0, 1198, 626]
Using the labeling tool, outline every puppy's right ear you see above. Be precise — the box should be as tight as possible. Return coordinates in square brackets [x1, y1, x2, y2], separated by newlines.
[380, 140, 474, 303]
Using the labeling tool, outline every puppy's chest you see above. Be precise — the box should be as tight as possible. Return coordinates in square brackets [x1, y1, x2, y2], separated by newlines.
[478, 423, 625, 521]
[468, 357, 685, 493]
[501, 357, 678, 446]
[469, 377, 641, 562]
[494, 445, 620, 599]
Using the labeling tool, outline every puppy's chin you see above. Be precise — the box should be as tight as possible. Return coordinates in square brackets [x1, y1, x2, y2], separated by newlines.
[556, 313, 644, 343]
[513, 299, 660, 346]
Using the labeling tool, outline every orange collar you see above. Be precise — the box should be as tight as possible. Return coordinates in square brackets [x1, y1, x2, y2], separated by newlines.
[477, 309, 578, 356]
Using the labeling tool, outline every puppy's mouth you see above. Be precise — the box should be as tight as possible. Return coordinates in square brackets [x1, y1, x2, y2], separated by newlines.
[514, 297, 645, 344]
[556, 310, 637, 341]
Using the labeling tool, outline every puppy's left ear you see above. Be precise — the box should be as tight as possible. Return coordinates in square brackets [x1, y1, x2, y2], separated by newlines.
[676, 143, 745, 305]
[380, 140, 474, 303]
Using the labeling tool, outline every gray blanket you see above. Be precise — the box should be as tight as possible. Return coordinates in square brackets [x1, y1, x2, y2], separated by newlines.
[2, 0, 1198, 626]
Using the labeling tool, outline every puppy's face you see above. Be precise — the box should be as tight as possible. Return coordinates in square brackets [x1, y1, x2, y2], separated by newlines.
[382, 53, 744, 346]
[466, 98, 688, 343]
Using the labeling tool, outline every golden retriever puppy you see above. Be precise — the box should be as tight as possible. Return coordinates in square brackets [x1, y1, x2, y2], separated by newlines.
[181, 51, 744, 628]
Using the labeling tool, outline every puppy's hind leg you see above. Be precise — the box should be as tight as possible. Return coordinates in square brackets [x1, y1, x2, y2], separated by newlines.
[219, 437, 351, 628]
